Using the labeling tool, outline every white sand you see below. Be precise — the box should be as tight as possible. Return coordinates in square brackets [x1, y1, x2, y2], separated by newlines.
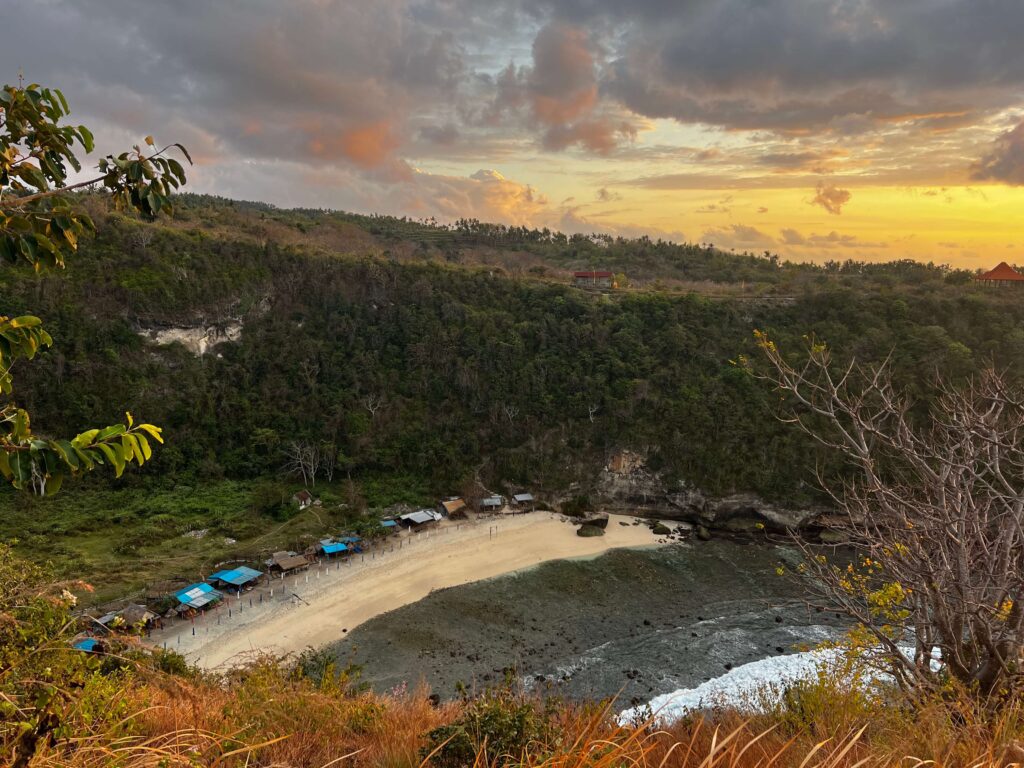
[152, 513, 661, 669]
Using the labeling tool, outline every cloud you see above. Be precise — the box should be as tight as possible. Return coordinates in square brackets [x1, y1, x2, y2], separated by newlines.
[700, 223, 775, 249]
[970, 119, 1024, 184]
[552, 0, 1024, 136]
[694, 203, 731, 214]
[756, 150, 841, 173]
[810, 183, 852, 215]
[780, 228, 806, 245]
[484, 21, 639, 154]
[779, 228, 887, 249]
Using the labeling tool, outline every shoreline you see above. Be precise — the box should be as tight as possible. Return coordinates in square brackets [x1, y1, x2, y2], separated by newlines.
[150, 512, 663, 669]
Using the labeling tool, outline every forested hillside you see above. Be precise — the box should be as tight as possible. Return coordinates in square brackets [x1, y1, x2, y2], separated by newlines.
[2, 194, 1021, 593]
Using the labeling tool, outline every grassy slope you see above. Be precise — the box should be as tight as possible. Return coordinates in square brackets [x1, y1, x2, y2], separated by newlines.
[1, 475, 439, 606]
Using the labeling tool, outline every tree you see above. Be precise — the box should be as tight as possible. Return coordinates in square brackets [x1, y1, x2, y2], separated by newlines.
[752, 331, 1024, 702]
[0, 82, 190, 494]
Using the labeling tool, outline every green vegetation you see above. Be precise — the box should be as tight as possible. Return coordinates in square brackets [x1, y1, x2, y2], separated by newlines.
[1, 479, 421, 605]
[3, 192, 1024, 597]
[1, 82, 190, 495]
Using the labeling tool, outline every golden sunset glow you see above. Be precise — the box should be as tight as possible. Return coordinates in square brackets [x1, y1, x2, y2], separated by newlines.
[9, 0, 1024, 266]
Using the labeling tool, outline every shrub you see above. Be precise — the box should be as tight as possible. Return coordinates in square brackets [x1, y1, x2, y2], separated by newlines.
[249, 481, 292, 520]
[422, 688, 558, 768]
[559, 495, 591, 517]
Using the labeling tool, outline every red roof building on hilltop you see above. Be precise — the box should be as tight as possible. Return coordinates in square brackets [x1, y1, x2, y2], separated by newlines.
[975, 262, 1024, 286]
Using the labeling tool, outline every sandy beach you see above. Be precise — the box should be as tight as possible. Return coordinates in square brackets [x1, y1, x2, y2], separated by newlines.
[151, 512, 661, 669]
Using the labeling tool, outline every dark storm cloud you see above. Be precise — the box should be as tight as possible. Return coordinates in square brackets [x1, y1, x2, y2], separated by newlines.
[6, 0, 467, 173]
[971, 120, 1024, 185]
[531, 0, 1024, 135]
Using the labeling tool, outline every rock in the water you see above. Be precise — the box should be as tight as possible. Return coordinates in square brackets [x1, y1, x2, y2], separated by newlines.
[696, 525, 712, 541]
[577, 524, 606, 537]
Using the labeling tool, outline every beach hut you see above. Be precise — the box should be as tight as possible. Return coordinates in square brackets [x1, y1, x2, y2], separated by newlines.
[268, 551, 311, 572]
[511, 492, 535, 511]
[208, 566, 263, 592]
[318, 539, 349, 556]
[400, 509, 443, 529]
[481, 495, 504, 512]
[95, 603, 158, 632]
[338, 536, 363, 552]
[439, 497, 467, 518]
[380, 518, 400, 535]
[173, 582, 223, 612]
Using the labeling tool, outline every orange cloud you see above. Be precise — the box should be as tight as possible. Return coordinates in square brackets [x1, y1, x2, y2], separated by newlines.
[304, 120, 400, 169]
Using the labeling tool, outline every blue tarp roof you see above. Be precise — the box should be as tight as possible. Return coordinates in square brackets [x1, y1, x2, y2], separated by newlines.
[73, 638, 99, 652]
[175, 582, 223, 608]
[380, 520, 398, 527]
[322, 542, 348, 554]
[209, 567, 262, 586]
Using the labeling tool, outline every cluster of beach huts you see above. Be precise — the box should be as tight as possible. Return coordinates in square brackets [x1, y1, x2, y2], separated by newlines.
[72, 490, 537, 650]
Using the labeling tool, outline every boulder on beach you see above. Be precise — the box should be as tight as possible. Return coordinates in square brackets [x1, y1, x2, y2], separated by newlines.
[577, 524, 606, 537]
[579, 512, 610, 529]
[696, 525, 712, 541]
[652, 523, 672, 536]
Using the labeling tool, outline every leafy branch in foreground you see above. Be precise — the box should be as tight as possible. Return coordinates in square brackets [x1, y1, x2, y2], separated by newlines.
[0, 82, 188, 494]
[750, 331, 1024, 704]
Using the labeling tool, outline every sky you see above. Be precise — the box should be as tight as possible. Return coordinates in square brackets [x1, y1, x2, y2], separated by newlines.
[6, 0, 1024, 266]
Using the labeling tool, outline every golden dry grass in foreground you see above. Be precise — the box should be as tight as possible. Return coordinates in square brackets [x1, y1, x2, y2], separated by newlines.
[14, 655, 1024, 768]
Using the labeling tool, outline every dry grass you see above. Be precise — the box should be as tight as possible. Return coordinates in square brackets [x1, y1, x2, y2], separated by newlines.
[14, 656, 1024, 768]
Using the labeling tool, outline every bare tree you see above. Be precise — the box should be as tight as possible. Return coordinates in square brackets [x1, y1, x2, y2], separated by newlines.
[754, 332, 1024, 701]
[282, 440, 322, 487]
[321, 441, 337, 483]
[502, 403, 519, 424]
[363, 393, 385, 418]
[129, 225, 155, 254]
[588, 403, 600, 423]
[299, 358, 320, 392]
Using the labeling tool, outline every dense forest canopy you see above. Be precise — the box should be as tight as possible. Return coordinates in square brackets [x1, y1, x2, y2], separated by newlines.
[0, 193, 1015, 501]
[2, 193, 1023, 597]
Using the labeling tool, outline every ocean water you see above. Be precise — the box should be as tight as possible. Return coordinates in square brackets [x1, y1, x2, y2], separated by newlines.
[325, 539, 846, 707]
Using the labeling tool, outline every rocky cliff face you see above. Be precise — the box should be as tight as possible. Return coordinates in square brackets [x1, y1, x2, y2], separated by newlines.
[595, 449, 826, 532]
[140, 321, 243, 356]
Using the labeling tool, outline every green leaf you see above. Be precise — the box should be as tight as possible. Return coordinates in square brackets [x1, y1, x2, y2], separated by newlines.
[95, 442, 126, 477]
[51, 439, 79, 470]
[96, 424, 126, 442]
[43, 470, 64, 496]
[78, 124, 94, 152]
[9, 452, 32, 489]
[71, 428, 100, 447]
